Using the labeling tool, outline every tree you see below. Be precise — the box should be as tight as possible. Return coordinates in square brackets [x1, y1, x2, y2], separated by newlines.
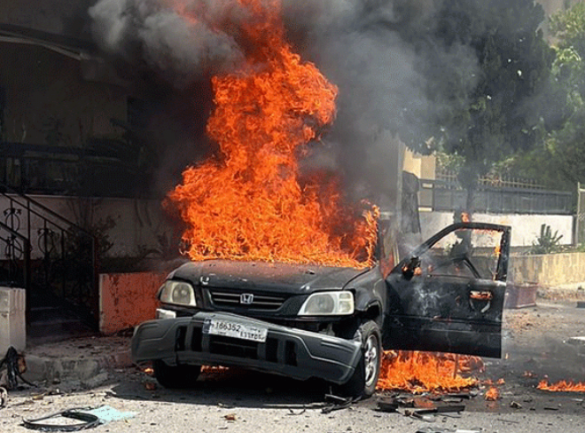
[403, 0, 558, 212]
[544, 2, 585, 186]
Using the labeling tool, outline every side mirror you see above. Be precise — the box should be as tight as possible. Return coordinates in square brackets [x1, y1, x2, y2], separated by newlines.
[401, 256, 421, 280]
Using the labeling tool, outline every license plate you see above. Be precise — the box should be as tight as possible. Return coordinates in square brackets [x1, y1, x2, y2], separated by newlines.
[203, 318, 268, 343]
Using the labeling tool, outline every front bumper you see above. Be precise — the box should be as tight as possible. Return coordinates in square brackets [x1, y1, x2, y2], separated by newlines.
[132, 311, 361, 385]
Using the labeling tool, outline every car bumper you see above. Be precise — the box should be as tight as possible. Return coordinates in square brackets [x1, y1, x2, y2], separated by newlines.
[131, 311, 362, 385]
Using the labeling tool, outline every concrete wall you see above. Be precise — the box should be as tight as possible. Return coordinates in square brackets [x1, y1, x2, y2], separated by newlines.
[509, 252, 585, 287]
[99, 272, 167, 334]
[419, 211, 574, 247]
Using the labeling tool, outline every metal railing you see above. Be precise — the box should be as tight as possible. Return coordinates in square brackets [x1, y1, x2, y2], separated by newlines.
[0, 183, 98, 327]
[419, 178, 573, 215]
[0, 141, 147, 198]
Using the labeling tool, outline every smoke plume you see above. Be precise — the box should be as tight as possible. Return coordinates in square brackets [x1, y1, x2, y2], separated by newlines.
[87, 0, 483, 204]
[89, 0, 247, 86]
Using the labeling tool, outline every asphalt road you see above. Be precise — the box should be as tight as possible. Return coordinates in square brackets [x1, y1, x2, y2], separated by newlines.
[2, 299, 585, 432]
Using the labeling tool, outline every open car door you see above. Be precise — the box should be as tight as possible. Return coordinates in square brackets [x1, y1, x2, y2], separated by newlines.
[382, 222, 511, 358]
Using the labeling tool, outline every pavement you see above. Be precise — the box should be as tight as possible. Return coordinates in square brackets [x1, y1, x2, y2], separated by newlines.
[20, 335, 133, 390]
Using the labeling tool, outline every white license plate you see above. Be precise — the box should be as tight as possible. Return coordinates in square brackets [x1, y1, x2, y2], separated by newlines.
[203, 318, 268, 343]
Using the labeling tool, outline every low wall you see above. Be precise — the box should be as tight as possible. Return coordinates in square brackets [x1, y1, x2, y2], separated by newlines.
[420, 211, 574, 247]
[509, 252, 585, 287]
[99, 272, 167, 334]
[0, 287, 26, 354]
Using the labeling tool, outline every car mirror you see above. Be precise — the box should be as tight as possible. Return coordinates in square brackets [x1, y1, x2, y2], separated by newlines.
[401, 256, 421, 280]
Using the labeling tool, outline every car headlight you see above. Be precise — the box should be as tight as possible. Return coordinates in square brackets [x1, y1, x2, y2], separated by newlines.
[158, 281, 196, 307]
[298, 291, 354, 316]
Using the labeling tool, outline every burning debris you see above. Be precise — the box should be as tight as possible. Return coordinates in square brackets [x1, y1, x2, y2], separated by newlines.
[484, 387, 500, 401]
[537, 380, 585, 392]
[377, 351, 483, 394]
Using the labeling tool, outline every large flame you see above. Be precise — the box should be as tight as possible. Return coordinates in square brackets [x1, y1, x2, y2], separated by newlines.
[167, 0, 378, 268]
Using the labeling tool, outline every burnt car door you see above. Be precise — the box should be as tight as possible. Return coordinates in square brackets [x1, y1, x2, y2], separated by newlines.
[382, 222, 511, 358]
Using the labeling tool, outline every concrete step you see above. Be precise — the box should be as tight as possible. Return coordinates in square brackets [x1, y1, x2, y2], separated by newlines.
[22, 336, 132, 388]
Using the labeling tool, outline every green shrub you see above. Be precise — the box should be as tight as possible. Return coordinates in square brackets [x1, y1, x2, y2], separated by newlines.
[530, 224, 563, 254]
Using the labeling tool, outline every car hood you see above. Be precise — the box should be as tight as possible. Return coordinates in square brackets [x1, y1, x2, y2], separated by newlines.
[169, 260, 367, 294]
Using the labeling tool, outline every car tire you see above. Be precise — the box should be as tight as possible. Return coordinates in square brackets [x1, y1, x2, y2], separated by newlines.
[337, 320, 382, 399]
[153, 360, 201, 389]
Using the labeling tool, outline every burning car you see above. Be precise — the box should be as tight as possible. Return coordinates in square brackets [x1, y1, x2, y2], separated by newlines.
[132, 221, 511, 398]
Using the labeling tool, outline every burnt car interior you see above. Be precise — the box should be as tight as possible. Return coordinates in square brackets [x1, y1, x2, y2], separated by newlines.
[383, 222, 511, 358]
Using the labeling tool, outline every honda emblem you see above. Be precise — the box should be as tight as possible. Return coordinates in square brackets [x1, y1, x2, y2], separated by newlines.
[240, 293, 254, 305]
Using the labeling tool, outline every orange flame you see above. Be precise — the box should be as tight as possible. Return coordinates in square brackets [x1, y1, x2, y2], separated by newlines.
[538, 380, 585, 392]
[485, 386, 500, 400]
[167, 0, 378, 268]
[377, 351, 483, 394]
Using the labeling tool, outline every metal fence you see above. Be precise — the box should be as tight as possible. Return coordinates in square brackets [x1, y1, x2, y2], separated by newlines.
[577, 182, 585, 245]
[419, 178, 573, 215]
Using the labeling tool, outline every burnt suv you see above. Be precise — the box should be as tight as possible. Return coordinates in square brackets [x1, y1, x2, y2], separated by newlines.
[132, 222, 511, 397]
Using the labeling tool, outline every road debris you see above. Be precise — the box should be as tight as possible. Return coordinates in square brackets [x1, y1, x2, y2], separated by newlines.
[375, 394, 466, 422]
[287, 407, 307, 416]
[0, 386, 7, 408]
[376, 400, 398, 413]
[321, 394, 360, 414]
[1, 346, 36, 390]
[224, 413, 237, 421]
[416, 428, 480, 433]
[510, 401, 522, 409]
[23, 408, 101, 431]
[22, 405, 135, 431]
[144, 382, 157, 391]
[1, 346, 37, 409]
[407, 404, 466, 422]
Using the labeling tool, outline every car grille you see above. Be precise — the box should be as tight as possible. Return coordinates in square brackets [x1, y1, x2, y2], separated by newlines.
[209, 290, 287, 310]
[175, 324, 298, 365]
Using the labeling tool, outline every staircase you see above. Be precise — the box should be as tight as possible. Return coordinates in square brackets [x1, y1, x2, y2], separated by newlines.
[0, 183, 99, 344]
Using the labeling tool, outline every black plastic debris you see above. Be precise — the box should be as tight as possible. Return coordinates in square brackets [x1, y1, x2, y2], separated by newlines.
[22, 409, 101, 431]
[321, 394, 360, 414]
[376, 400, 399, 413]
[22, 405, 135, 431]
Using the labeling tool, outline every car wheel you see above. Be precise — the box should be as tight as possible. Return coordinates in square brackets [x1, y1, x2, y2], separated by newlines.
[337, 320, 382, 399]
[153, 360, 201, 389]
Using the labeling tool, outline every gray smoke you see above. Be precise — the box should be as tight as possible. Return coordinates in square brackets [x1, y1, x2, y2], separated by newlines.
[88, 0, 481, 205]
[281, 0, 480, 204]
[89, 0, 247, 86]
